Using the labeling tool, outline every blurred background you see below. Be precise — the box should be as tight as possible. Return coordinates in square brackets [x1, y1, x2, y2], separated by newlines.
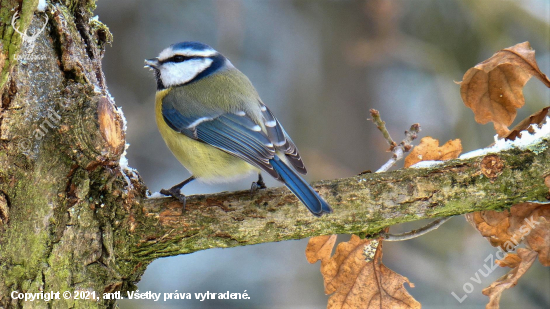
[95, 0, 550, 308]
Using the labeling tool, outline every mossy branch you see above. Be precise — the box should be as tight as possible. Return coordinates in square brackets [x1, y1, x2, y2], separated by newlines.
[127, 145, 550, 261]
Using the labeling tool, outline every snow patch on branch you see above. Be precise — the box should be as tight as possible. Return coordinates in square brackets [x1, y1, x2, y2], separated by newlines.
[148, 192, 165, 199]
[410, 118, 550, 169]
[115, 105, 137, 189]
[410, 160, 444, 168]
[460, 117, 550, 160]
[37, 0, 47, 11]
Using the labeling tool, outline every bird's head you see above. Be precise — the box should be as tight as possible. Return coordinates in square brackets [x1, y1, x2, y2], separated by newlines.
[145, 41, 227, 90]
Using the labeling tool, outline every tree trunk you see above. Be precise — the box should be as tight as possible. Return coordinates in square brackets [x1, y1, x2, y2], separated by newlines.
[0, 1, 548, 308]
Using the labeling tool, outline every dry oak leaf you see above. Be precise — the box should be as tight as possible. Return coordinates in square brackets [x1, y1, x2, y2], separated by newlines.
[306, 235, 338, 264]
[306, 235, 420, 309]
[494, 252, 522, 268]
[504, 106, 549, 141]
[465, 202, 550, 266]
[459, 41, 550, 137]
[482, 248, 538, 309]
[404, 136, 462, 168]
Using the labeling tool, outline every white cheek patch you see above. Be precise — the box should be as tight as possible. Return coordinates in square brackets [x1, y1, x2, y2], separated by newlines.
[160, 58, 214, 87]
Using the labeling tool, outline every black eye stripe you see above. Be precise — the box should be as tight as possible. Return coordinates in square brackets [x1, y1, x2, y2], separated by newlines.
[161, 55, 203, 64]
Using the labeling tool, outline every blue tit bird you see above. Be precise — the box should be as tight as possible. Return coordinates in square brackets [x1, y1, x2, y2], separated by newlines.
[144, 41, 332, 216]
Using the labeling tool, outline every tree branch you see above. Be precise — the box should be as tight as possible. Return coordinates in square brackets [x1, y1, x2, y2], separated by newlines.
[125, 144, 550, 262]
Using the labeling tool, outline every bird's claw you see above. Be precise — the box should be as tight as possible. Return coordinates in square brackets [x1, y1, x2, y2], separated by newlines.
[160, 188, 187, 209]
[250, 179, 267, 193]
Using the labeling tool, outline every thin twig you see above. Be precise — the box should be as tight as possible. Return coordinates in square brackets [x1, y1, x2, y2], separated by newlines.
[368, 110, 436, 241]
[371, 112, 420, 173]
[369, 109, 396, 148]
[380, 216, 453, 241]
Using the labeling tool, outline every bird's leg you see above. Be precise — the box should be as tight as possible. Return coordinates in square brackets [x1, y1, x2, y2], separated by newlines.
[251, 173, 267, 192]
[160, 176, 196, 208]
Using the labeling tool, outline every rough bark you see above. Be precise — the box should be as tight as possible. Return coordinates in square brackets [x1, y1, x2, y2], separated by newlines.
[0, 1, 549, 309]
[133, 148, 550, 260]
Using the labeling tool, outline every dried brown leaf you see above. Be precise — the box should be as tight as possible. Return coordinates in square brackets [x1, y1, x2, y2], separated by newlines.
[465, 202, 550, 265]
[520, 212, 550, 266]
[504, 106, 549, 141]
[465, 210, 512, 247]
[472, 203, 550, 309]
[306, 235, 420, 309]
[404, 137, 462, 168]
[459, 41, 550, 137]
[482, 248, 538, 309]
[495, 253, 521, 268]
[306, 235, 337, 264]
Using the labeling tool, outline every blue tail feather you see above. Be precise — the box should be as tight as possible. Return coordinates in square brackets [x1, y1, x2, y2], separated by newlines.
[270, 156, 332, 216]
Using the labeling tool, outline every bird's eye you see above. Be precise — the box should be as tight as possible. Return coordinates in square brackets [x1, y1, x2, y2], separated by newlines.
[172, 55, 186, 63]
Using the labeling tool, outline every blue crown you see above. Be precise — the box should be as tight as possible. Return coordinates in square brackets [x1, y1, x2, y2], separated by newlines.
[171, 41, 214, 52]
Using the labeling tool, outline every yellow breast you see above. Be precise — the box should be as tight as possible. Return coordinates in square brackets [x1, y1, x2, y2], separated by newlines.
[155, 90, 258, 183]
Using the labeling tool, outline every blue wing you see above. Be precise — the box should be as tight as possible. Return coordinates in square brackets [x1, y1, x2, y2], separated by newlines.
[162, 101, 280, 178]
[195, 113, 280, 178]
